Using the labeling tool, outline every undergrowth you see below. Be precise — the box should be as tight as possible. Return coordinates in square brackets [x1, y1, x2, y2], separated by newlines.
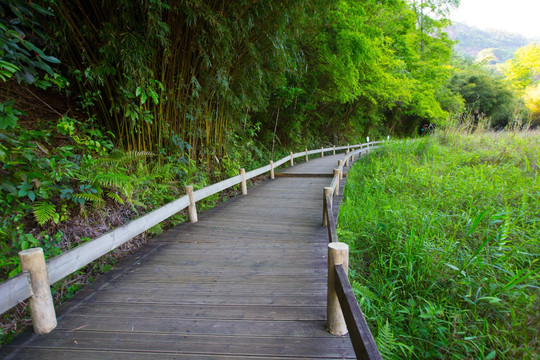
[339, 130, 539, 359]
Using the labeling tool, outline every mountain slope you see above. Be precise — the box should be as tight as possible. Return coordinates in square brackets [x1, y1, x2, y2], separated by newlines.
[447, 22, 535, 63]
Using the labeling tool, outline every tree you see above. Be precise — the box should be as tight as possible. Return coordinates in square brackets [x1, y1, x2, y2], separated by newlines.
[502, 43, 540, 125]
[502, 43, 540, 91]
[450, 63, 525, 128]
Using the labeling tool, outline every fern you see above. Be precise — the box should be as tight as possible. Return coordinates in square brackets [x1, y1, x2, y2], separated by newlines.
[117, 151, 154, 166]
[351, 279, 378, 312]
[106, 191, 125, 204]
[33, 201, 56, 226]
[73, 193, 105, 206]
[92, 173, 132, 189]
[94, 150, 154, 167]
[151, 162, 175, 182]
[147, 223, 163, 235]
[129, 198, 146, 208]
[376, 320, 412, 360]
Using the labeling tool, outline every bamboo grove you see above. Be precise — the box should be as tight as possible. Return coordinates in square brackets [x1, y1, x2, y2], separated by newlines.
[22, 0, 465, 161]
[48, 0, 312, 160]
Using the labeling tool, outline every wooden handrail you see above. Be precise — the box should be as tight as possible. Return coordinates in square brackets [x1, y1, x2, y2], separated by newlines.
[0, 142, 370, 322]
[325, 195, 338, 243]
[335, 264, 382, 360]
[323, 142, 383, 360]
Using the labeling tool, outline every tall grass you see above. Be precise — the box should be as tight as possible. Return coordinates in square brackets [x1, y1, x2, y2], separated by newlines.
[339, 130, 539, 359]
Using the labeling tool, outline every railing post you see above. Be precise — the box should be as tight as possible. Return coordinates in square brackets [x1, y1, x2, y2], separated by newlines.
[325, 186, 333, 210]
[322, 187, 333, 226]
[333, 145, 336, 155]
[321, 147, 324, 157]
[290, 151, 294, 166]
[19, 248, 57, 334]
[347, 144, 350, 152]
[270, 160, 274, 179]
[305, 148, 308, 162]
[186, 185, 198, 223]
[338, 160, 343, 180]
[240, 168, 247, 195]
[333, 169, 340, 196]
[327, 242, 349, 336]
[345, 150, 350, 167]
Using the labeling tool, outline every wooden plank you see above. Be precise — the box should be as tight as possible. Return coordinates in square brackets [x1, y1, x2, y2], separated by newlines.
[0, 272, 31, 316]
[334, 265, 382, 360]
[97, 273, 326, 285]
[87, 286, 326, 299]
[1, 331, 356, 358]
[58, 303, 326, 321]
[244, 164, 272, 180]
[51, 314, 333, 337]
[2, 350, 355, 360]
[272, 156, 289, 168]
[275, 173, 333, 178]
[192, 175, 242, 202]
[329, 176, 338, 192]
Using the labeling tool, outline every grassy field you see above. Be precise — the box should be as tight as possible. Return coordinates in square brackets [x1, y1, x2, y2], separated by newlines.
[338, 130, 539, 359]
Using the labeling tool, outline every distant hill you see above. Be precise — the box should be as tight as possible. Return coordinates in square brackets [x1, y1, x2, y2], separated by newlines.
[446, 22, 537, 64]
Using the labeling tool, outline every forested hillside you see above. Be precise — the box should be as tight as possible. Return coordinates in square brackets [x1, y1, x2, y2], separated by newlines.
[447, 22, 532, 63]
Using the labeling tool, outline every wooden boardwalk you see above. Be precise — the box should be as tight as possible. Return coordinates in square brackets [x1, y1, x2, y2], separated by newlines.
[1, 153, 362, 360]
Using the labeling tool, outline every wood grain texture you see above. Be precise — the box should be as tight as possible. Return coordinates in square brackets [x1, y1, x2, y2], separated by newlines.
[1, 153, 364, 360]
[335, 265, 382, 360]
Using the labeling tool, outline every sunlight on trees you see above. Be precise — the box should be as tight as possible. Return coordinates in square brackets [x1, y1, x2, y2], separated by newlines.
[503, 43, 540, 124]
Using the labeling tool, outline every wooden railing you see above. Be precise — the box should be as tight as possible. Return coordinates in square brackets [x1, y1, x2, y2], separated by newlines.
[0, 141, 376, 334]
[323, 143, 383, 360]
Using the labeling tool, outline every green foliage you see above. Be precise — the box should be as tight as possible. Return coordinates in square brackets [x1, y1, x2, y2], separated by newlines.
[253, 0, 462, 146]
[0, 0, 60, 85]
[339, 131, 539, 359]
[0, 100, 23, 130]
[502, 43, 540, 92]
[29, 0, 462, 156]
[449, 62, 526, 129]
[0, 116, 194, 281]
[46, 0, 314, 158]
[502, 43, 540, 126]
[33, 201, 56, 226]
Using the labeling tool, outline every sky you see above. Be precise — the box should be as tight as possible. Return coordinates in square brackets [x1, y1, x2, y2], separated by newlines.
[449, 0, 540, 39]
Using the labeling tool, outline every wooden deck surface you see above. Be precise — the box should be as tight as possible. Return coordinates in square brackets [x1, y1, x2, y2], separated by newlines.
[276, 153, 354, 177]
[1, 153, 364, 360]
